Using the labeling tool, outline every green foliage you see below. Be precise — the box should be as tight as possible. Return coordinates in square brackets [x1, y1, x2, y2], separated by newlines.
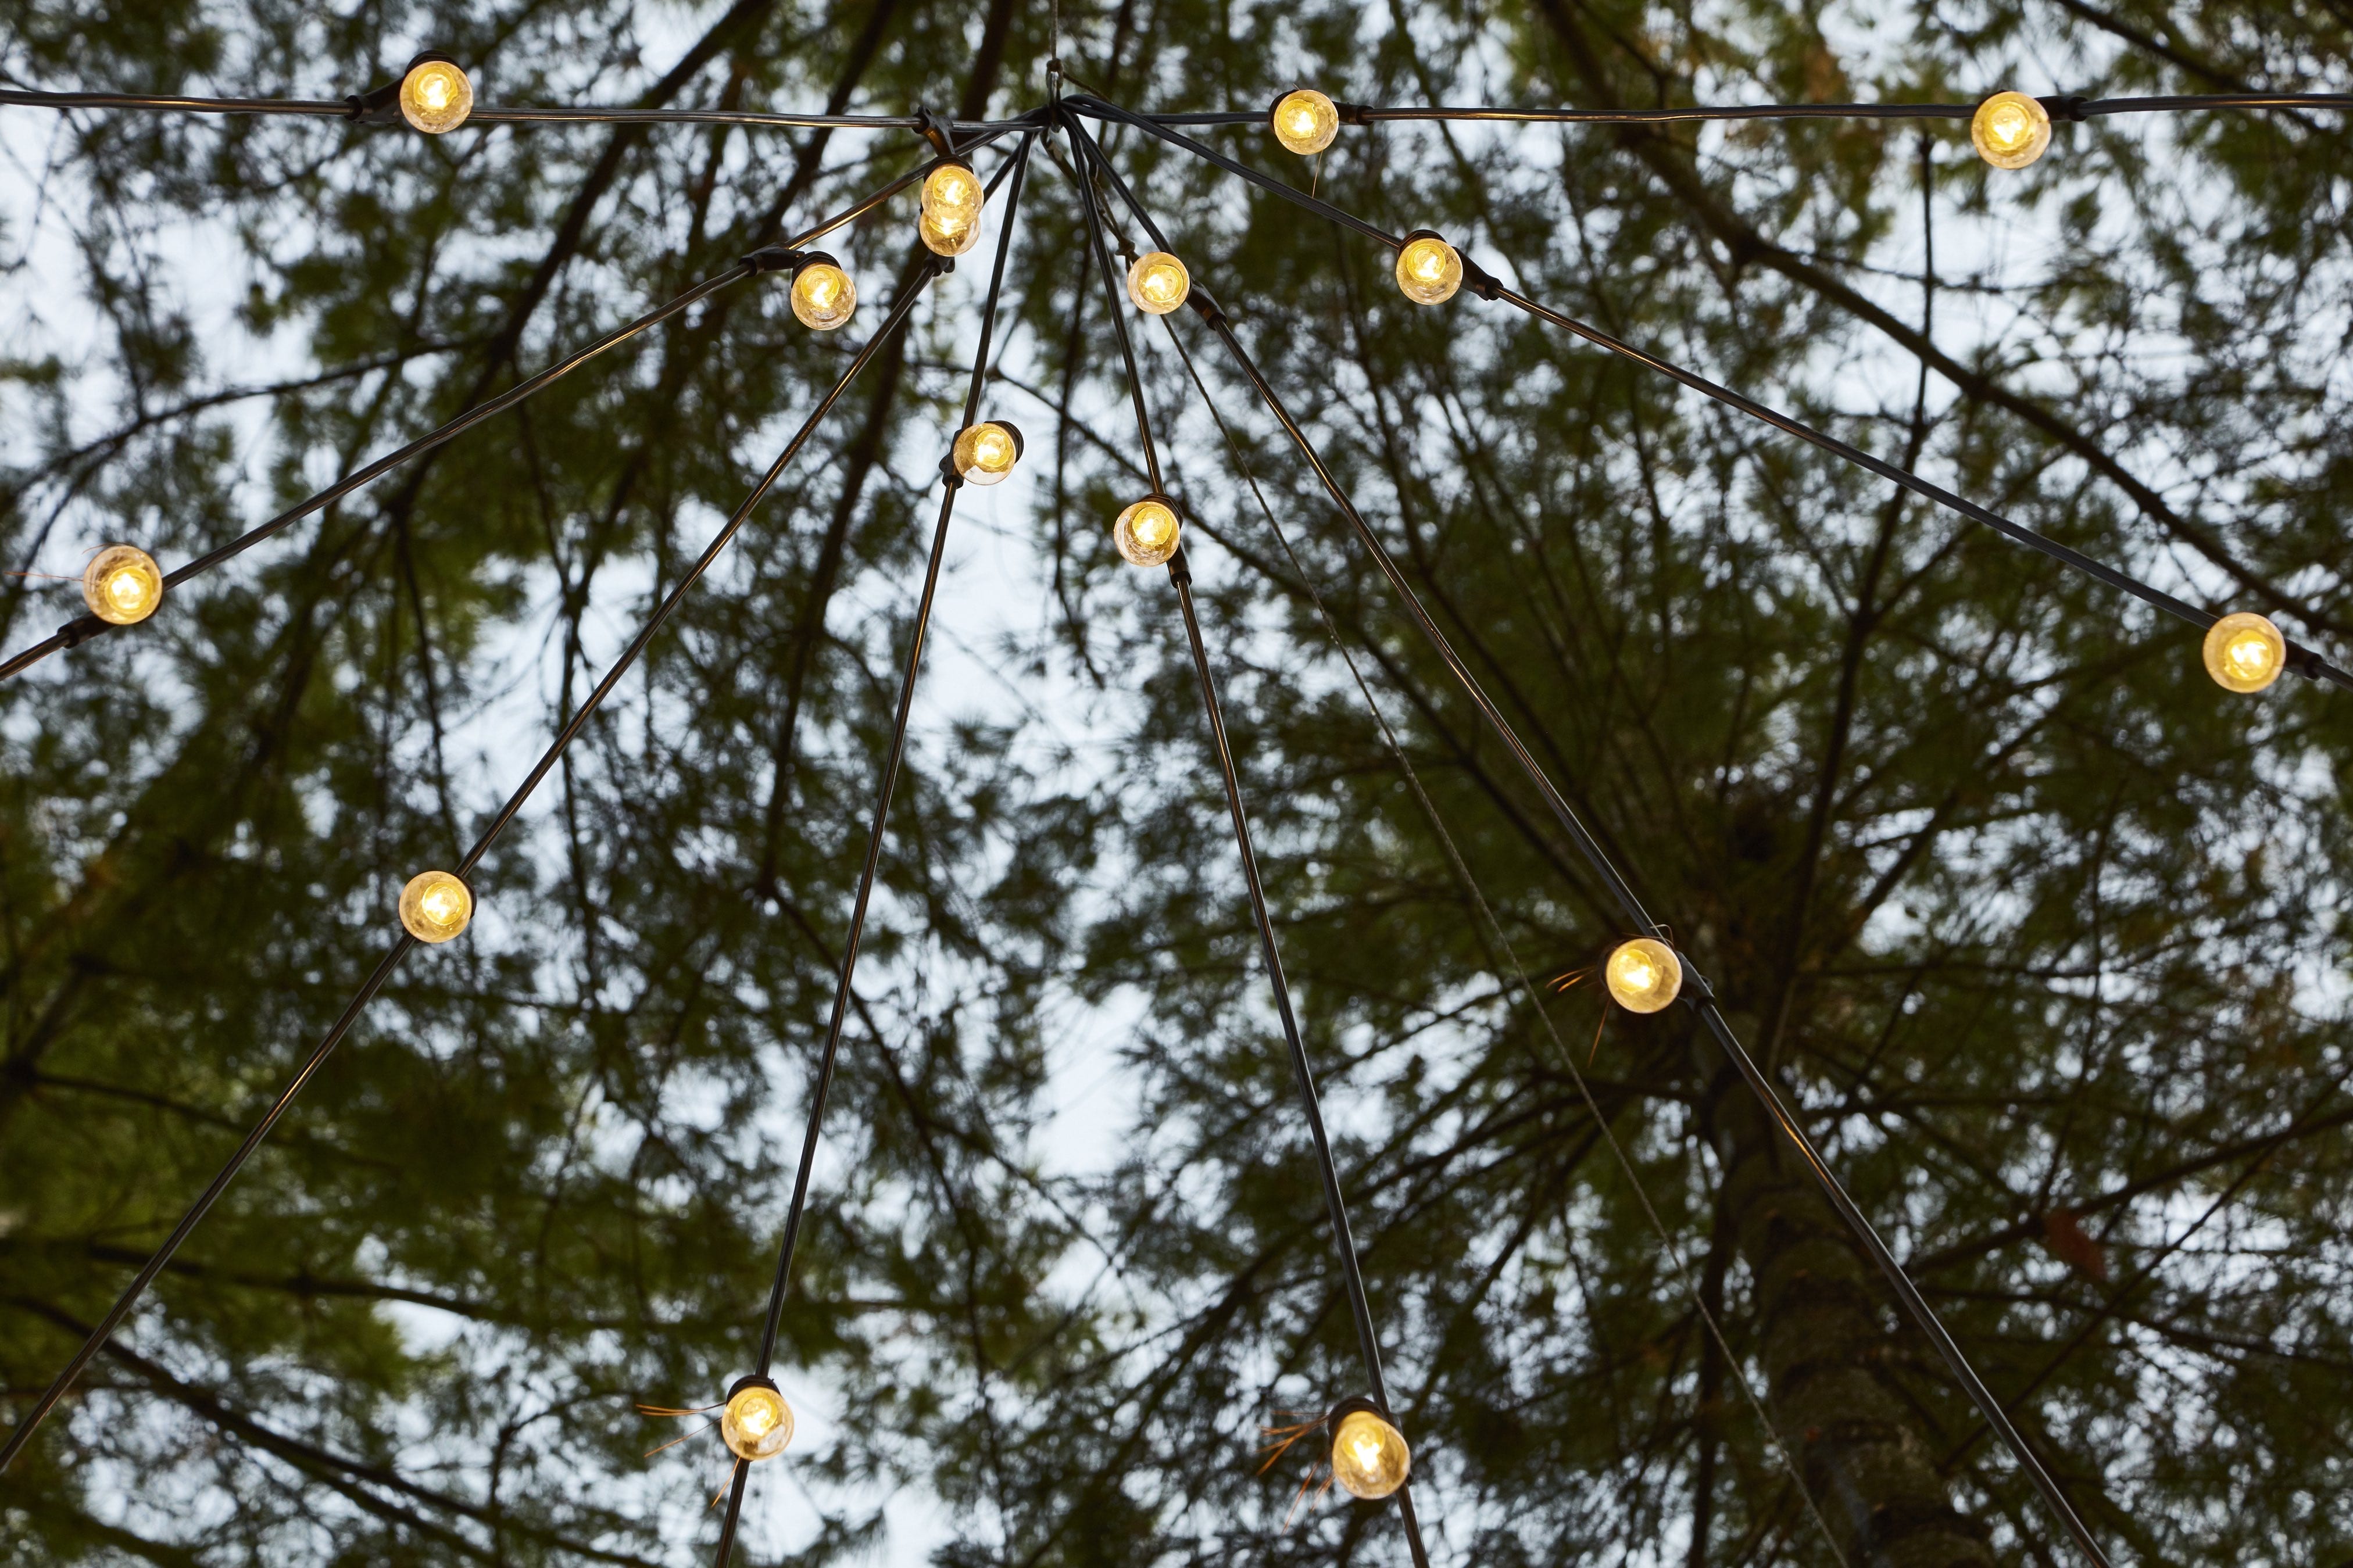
[3, 2, 2352, 1566]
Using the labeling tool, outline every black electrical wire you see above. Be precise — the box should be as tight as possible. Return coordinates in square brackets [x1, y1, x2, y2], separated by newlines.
[1114, 90, 2353, 128]
[0, 84, 1035, 133]
[1061, 108, 2118, 1567]
[1062, 113, 1437, 1568]
[0, 135, 1012, 684]
[0, 232, 946, 1477]
[1072, 93, 2353, 693]
[711, 135, 1034, 1568]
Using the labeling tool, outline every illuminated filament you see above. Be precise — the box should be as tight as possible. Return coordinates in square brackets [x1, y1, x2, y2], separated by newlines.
[1271, 88, 1340, 155]
[1329, 1408, 1410, 1501]
[399, 871, 474, 944]
[920, 162, 985, 256]
[952, 421, 1023, 486]
[1114, 496, 1182, 567]
[1604, 937, 1682, 1014]
[1394, 232, 1462, 305]
[720, 1381, 794, 1463]
[1127, 252, 1190, 316]
[1971, 90, 2051, 169]
[791, 256, 858, 331]
[2202, 611, 2286, 694]
[81, 545, 163, 625]
[399, 57, 474, 135]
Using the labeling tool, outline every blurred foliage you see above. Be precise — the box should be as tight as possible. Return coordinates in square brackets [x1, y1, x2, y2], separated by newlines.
[2, 2, 2351, 1566]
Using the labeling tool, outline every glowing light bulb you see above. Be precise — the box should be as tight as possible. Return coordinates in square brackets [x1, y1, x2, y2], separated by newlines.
[720, 1379, 794, 1463]
[2202, 611, 2287, 694]
[1329, 1408, 1410, 1501]
[81, 545, 163, 625]
[1126, 252, 1190, 316]
[952, 421, 1024, 485]
[1394, 231, 1462, 306]
[919, 162, 985, 256]
[399, 56, 474, 135]
[398, 870, 474, 944]
[1971, 91, 2051, 170]
[790, 255, 857, 331]
[1114, 496, 1182, 567]
[1271, 88, 1339, 156]
[1604, 937, 1682, 1014]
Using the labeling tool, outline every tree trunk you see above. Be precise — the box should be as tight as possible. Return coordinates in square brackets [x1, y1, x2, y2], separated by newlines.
[1705, 1059, 1996, 1568]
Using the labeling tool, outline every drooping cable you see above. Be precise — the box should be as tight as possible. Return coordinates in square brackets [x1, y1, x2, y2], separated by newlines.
[710, 134, 1035, 1568]
[1062, 114, 1436, 1568]
[1153, 279, 1854, 1568]
[0, 135, 1016, 682]
[1144, 91, 2353, 126]
[1068, 94, 2352, 696]
[0, 84, 1032, 134]
[0, 238, 949, 1478]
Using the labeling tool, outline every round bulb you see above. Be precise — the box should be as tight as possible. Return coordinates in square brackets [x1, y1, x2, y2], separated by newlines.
[1126, 252, 1190, 316]
[918, 163, 985, 256]
[81, 545, 163, 625]
[720, 1383, 794, 1463]
[1114, 497, 1182, 567]
[2202, 611, 2286, 694]
[1271, 88, 1339, 156]
[399, 59, 474, 135]
[1604, 937, 1682, 1015]
[953, 422, 1022, 486]
[1970, 91, 2051, 170]
[791, 262, 858, 331]
[919, 207, 982, 257]
[399, 870, 474, 944]
[1329, 1409, 1410, 1501]
[1394, 234, 1462, 306]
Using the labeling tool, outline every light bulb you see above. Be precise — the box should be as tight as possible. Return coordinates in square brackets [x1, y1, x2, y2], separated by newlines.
[1114, 496, 1182, 567]
[1126, 252, 1190, 316]
[1970, 90, 2051, 170]
[1394, 231, 1462, 306]
[918, 162, 985, 256]
[1604, 937, 1682, 1014]
[399, 870, 474, 943]
[720, 1380, 794, 1463]
[399, 56, 474, 135]
[952, 421, 1024, 485]
[790, 256, 857, 331]
[81, 545, 163, 625]
[1329, 1408, 1410, 1501]
[2202, 611, 2286, 694]
[1271, 88, 1339, 156]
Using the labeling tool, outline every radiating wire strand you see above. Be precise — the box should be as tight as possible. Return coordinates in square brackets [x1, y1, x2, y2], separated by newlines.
[1156, 291, 1854, 1568]
[0, 193, 949, 1480]
[1061, 112, 1436, 1568]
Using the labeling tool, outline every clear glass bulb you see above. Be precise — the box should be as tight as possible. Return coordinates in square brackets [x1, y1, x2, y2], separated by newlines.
[399, 870, 474, 944]
[1329, 1409, 1410, 1501]
[1126, 252, 1190, 316]
[919, 163, 985, 256]
[1114, 497, 1181, 567]
[791, 260, 857, 331]
[1271, 88, 1339, 155]
[81, 545, 163, 625]
[399, 58, 474, 135]
[2202, 611, 2286, 694]
[1394, 234, 1462, 305]
[1971, 91, 2051, 170]
[720, 1383, 794, 1463]
[1604, 937, 1682, 1014]
[952, 421, 1022, 485]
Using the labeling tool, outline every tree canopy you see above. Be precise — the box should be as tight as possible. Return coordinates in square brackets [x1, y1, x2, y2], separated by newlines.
[3, 2, 2351, 1565]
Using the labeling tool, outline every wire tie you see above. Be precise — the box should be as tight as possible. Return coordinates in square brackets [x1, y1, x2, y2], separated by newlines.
[741, 246, 809, 275]
[1460, 255, 1504, 302]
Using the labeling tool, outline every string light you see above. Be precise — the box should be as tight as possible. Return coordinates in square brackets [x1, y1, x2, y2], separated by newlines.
[398, 871, 474, 943]
[1326, 1399, 1410, 1501]
[1971, 91, 2051, 169]
[398, 55, 474, 135]
[952, 421, 1024, 485]
[720, 1377, 794, 1463]
[2202, 611, 2287, 694]
[1604, 937, 1681, 1014]
[80, 545, 163, 626]
[1271, 88, 1340, 155]
[1114, 495, 1182, 566]
[919, 160, 985, 256]
[790, 254, 858, 331]
[1127, 251, 1190, 316]
[1393, 230, 1462, 305]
